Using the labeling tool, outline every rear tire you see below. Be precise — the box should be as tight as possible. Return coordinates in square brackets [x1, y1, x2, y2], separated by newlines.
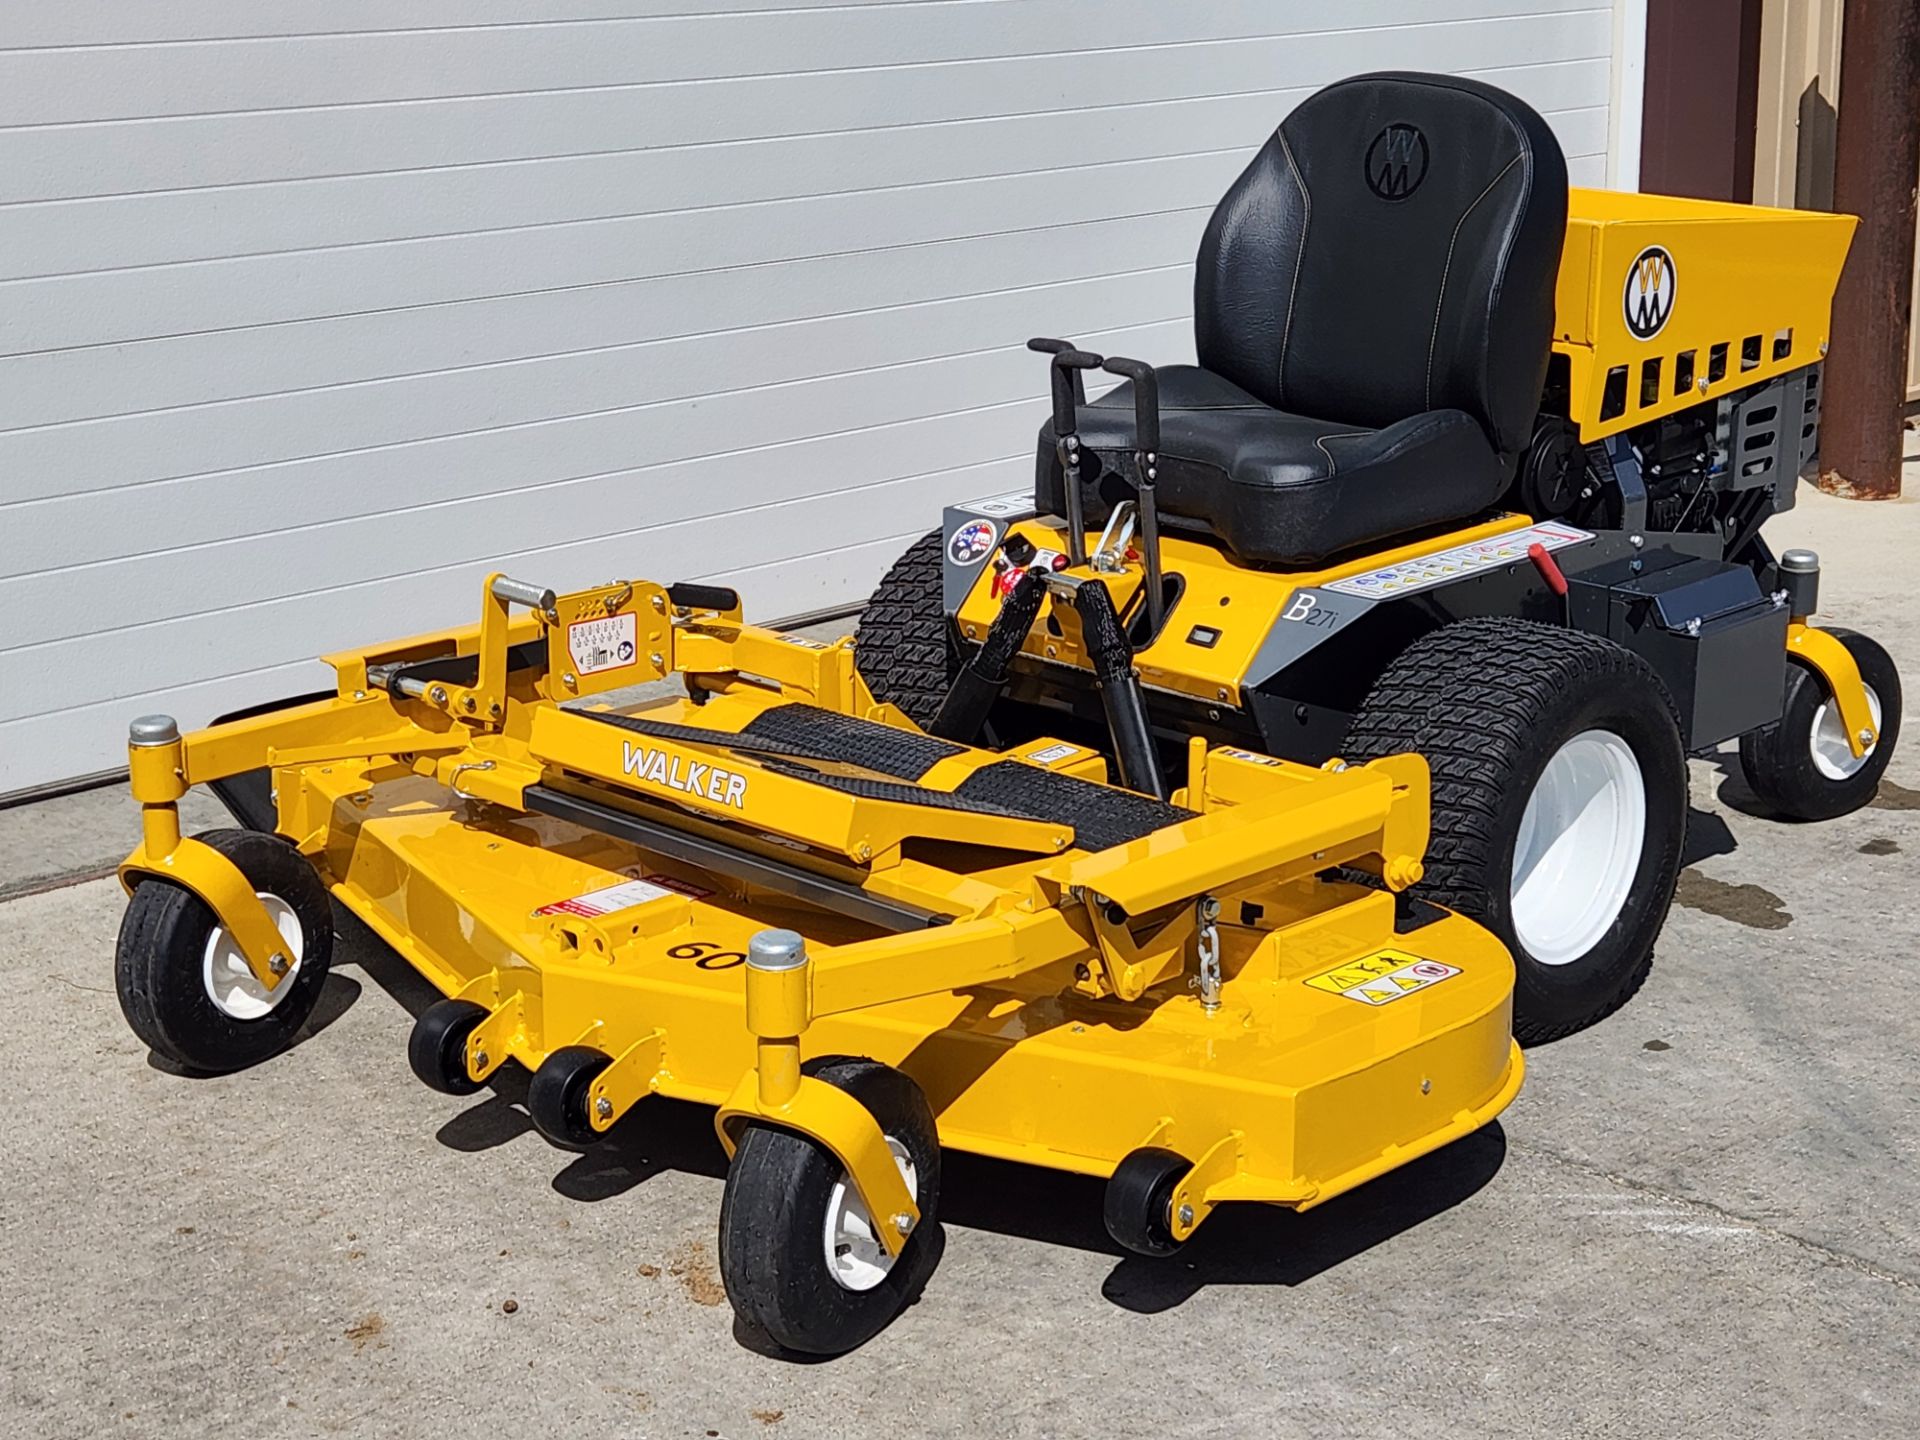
[853, 530, 956, 729]
[1738, 627, 1901, 821]
[1343, 619, 1687, 1045]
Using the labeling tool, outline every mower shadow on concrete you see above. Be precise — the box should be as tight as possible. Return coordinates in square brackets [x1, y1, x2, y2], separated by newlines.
[341, 897, 1509, 1319]
[1682, 802, 1740, 866]
[943, 1126, 1510, 1315]
[142, 969, 362, 1078]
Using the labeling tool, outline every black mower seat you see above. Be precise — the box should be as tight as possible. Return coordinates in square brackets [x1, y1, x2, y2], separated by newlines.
[1035, 72, 1568, 568]
[1058, 365, 1506, 568]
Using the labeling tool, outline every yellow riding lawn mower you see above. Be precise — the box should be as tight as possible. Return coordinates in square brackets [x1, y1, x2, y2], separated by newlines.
[112, 73, 1898, 1356]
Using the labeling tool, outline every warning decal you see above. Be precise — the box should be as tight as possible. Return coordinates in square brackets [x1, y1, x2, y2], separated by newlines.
[1304, 948, 1461, 1006]
[535, 870, 711, 918]
[568, 611, 639, 675]
[1323, 522, 1592, 601]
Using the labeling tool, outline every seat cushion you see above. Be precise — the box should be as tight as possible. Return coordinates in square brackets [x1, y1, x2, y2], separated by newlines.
[1035, 366, 1509, 567]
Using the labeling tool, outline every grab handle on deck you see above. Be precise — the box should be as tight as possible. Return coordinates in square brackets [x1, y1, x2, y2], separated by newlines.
[489, 575, 557, 619]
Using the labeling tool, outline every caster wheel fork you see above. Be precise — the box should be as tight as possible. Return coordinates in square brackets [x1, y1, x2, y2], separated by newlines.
[718, 1056, 942, 1356]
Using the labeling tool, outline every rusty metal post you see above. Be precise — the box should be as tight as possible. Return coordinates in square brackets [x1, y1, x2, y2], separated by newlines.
[1819, 0, 1920, 500]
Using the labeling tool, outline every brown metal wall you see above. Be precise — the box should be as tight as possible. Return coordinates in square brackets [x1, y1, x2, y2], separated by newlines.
[1642, 0, 1767, 201]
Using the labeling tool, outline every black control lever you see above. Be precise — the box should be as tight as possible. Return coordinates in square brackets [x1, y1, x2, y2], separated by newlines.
[1072, 577, 1166, 799]
[1100, 357, 1165, 635]
[1026, 337, 1089, 407]
[1028, 339, 1103, 566]
[927, 566, 1049, 744]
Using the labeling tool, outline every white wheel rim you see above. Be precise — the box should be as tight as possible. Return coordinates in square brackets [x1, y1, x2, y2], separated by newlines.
[822, 1137, 915, 1293]
[1809, 685, 1882, 782]
[201, 892, 303, 1021]
[1509, 729, 1646, 967]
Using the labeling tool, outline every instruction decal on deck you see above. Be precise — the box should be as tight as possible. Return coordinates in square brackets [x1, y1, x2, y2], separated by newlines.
[535, 870, 710, 919]
[1323, 522, 1592, 601]
[568, 611, 638, 675]
[1304, 948, 1461, 1006]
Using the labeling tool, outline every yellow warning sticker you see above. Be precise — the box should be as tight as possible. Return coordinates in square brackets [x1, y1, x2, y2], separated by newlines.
[1304, 948, 1461, 1006]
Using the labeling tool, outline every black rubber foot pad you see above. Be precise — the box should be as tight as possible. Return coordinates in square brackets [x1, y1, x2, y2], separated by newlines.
[741, 703, 964, 780]
[955, 763, 1191, 852]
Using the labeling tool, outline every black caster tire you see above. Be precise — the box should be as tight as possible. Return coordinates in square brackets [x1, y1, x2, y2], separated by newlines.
[852, 530, 956, 730]
[1739, 627, 1901, 822]
[115, 828, 334, 1074]
[527, 1045, 613, 1147]
[407, 998, 489, 1096]
[1104, 1147, 1191, 1258]
[1343, 619, 1688, 1046]
[718, 1056, 941, 1357]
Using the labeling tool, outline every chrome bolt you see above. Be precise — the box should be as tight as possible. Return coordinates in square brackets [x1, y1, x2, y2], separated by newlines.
[461, 695, 476, 712]
[893, 1212, 915, 1236]
[1421, 1078, 1432, 1095]
[428, 685, 449, 705]
[649, 652, 664, 668]
[1859, 728, 1875, 747]
[268, 953, 289, 976]
[1629, 534, 1645, 550]
[651, 594, 666, 613]
[1177, 1204, 1195, 1227]
[562, 672, 578, 690]
[474, 1050, 489, 1071]
[1696, 376, 1710, 394]
[594, 1097, 613, 1120]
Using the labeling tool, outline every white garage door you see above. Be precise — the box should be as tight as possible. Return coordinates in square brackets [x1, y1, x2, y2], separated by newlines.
[0, 0, 1620, 798]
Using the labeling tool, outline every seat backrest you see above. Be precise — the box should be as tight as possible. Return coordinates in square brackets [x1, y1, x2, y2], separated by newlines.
[1194, 72, 1567, 463]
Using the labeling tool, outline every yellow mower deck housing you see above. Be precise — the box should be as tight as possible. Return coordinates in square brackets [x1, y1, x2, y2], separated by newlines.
[122, 573, 1519, 1240]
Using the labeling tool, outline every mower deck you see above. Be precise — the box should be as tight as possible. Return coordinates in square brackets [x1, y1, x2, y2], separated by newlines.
[315, 744, 1517, 1209]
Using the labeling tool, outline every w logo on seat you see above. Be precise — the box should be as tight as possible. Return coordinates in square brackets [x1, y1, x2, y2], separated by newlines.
[1365, 123, 1429, 200]
[1623, 246, 1678, 340]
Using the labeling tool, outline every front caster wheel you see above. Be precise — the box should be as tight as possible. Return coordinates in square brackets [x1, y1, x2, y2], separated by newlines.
[407, 998, 488, 1096]
[718, 1056, 941, 1357]
[115, 828, 334, 1074]
[1104, 1147, 1191, 1257]
[1739, 627, 1901, 821]
[527, 1045, 613, 1146]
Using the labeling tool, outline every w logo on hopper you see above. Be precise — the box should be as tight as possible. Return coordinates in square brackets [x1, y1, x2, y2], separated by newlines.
[1623, 246, 1678, 340]
[1365, 123, 1429, 201]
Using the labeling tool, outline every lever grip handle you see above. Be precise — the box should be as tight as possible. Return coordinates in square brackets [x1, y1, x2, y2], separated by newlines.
[1100, 357, 1159, 457]
[1043, 348, 1105, 435]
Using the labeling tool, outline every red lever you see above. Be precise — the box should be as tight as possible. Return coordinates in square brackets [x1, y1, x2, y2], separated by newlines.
[1528, 542, 1569, 597]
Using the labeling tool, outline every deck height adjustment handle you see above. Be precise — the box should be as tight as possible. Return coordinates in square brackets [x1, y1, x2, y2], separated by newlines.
[1101, 357, 1166, 637]
[489, 575, 558, 620]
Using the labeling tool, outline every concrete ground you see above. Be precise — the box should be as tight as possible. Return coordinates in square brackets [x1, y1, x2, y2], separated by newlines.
[4, 465, 1918, 1440]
